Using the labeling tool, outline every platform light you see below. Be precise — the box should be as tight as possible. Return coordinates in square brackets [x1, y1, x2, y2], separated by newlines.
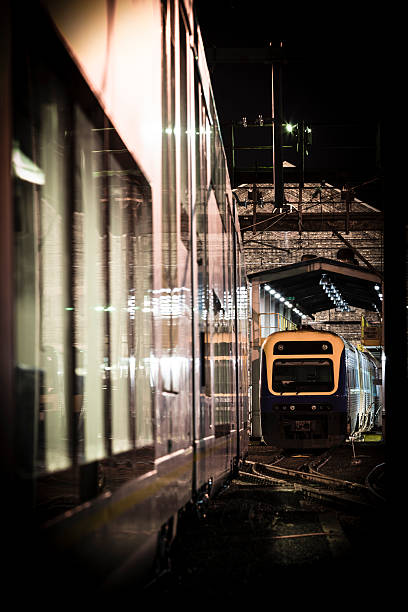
[275, 292, 281, 299]
[264, 284, 271, 291]
[374, 284, 380, 291]
[319, 274, 349, 312]
[279, 296, 285, 302]
[269, 289, 276, 295]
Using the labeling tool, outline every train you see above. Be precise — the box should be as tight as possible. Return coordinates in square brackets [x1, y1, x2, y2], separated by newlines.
[0, 0, 250, 596]
[260, 329, 381, 449]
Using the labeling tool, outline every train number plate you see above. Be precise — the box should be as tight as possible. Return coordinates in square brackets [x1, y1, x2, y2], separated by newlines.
[296, 420, 310, 431]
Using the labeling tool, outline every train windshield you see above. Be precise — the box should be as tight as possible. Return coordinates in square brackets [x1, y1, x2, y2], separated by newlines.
[272, 359, 334, 393]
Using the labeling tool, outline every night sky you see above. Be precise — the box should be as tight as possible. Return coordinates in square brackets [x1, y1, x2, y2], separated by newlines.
[194, 0, 384, 210]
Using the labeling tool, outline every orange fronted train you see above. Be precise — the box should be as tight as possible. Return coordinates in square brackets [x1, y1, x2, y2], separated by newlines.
[260, 330, 381, 449]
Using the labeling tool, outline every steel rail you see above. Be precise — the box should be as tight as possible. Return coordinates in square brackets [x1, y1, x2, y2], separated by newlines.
[240, 460, 382, 510]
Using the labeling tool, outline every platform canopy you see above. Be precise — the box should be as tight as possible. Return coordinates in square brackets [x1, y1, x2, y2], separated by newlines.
[248, 256, 382, 317]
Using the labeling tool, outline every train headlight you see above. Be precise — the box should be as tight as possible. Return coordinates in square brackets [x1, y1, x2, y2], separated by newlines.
[311, 405, 317, 410]
[290, 405, 296, 411]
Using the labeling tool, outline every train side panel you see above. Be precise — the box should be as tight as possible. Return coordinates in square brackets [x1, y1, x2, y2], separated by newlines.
[345, 344, 361, 433]
[5, 0, 249, 593]
[349, 346, 380, 436]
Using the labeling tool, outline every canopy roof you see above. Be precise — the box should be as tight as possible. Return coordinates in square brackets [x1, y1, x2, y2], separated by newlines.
[248, 256, 382, 316]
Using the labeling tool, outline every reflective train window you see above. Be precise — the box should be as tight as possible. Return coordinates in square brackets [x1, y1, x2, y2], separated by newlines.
[12, 15, 153, 480]
[272, 359, 334, 393]
[73, 111, 153, 461]
[13, 51, 72, 474]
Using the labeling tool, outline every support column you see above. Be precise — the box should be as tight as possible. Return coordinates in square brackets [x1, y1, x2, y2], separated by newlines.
[250, 279, 263, 440]
[272, 61, 284, 208]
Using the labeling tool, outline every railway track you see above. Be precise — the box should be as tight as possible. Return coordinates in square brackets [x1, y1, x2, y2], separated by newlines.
[147, 448, 386, 597]
[240, 454, 385, 509]
[268, 448, 333, 472]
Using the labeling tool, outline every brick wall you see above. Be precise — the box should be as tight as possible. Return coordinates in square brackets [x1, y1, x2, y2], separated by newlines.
[238, 183, 383, 345]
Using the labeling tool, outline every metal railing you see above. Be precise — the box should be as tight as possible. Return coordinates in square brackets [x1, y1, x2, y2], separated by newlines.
[259, 312, 297, 345]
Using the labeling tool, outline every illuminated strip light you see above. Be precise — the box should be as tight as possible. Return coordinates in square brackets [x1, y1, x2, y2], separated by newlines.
[374, 283, 383, 302]
[262, 284, 306, 318]
[319, 274, 350, 312]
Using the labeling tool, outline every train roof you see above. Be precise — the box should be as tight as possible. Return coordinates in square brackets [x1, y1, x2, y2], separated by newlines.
[264, 328, 344, 340]
[262, 328, 346, 348]
[262, 329, 381, 366]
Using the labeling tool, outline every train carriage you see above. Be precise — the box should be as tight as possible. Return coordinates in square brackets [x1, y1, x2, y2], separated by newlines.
[1, 0, 249, 594]
[260, 330, 380, 449]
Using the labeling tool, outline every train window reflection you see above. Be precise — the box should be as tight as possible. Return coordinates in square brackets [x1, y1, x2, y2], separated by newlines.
[272, 359, 334, 393]
[74, 110, 154, 459]
[108, 155, 131, 453]
[74, 106, 106, 462]
[13, 67, 71, 474]
[13, 45, 154, 476]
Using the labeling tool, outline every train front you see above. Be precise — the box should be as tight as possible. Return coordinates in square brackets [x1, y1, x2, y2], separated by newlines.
[260, 330, 347, 449]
